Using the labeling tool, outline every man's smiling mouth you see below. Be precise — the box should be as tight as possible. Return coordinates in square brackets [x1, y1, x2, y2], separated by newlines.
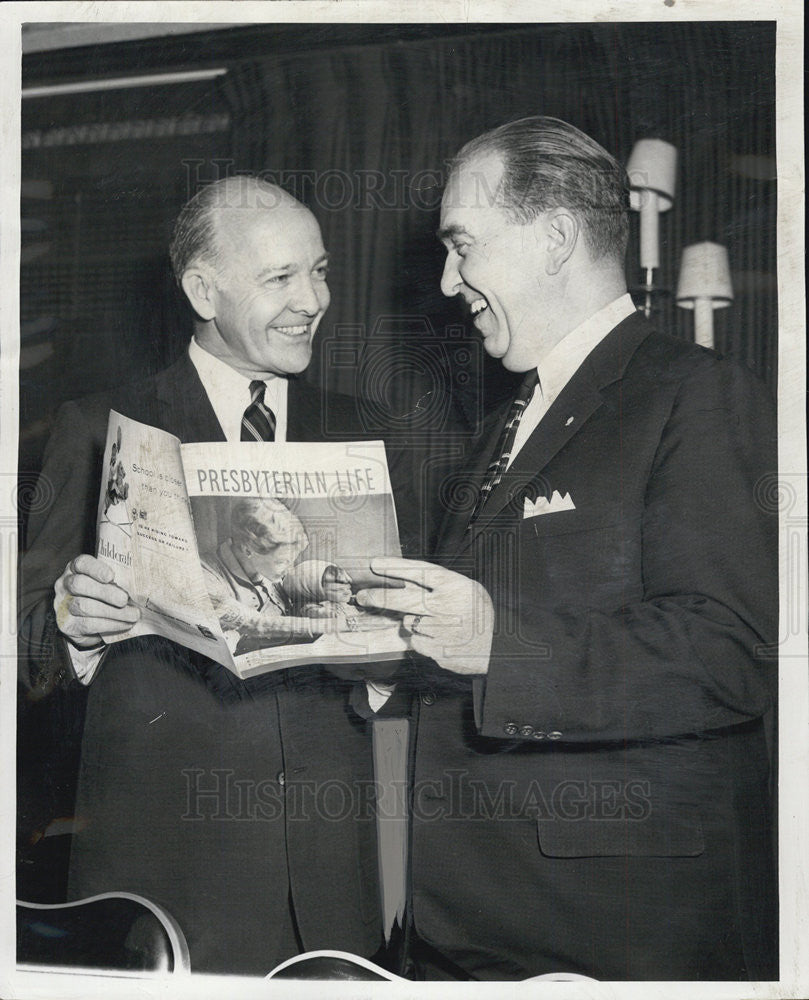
[272, 325, 311, 336]
[470, 297, 488, 316]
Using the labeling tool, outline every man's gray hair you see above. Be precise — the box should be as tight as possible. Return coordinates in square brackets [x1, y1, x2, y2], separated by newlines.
[168, 175, 288, 285]
[452, 116, 630, 261]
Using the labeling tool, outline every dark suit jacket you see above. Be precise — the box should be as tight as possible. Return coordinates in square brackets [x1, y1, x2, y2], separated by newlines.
[409, 314, 778, 981]
[19, 353, 384, 975]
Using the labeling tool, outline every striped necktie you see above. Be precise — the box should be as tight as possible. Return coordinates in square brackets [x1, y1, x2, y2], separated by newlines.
[467, 368, 540, 530]
[241, 380, 276, 442]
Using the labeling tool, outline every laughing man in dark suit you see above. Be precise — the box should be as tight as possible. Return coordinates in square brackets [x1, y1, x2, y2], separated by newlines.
[358, 117, 778, 981]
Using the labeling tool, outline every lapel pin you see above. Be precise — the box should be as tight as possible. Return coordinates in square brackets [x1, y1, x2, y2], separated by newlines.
[565, 416, 575, 426]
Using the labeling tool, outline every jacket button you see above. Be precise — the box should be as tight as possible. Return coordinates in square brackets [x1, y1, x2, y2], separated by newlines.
[547, 731, 562, 741]
[503, 722, 518, 736]
[519, 725, 534, 737]
[531, 730, 547, 740]
[421, 690, 436, 706]
[277, 771, 285, 785]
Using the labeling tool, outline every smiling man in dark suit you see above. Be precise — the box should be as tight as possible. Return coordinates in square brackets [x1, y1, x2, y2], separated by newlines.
[359, 117, 778, 981]
[19, 176, 386, 974]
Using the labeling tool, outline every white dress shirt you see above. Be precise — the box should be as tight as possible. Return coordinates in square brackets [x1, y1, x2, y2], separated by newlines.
[188, 337, 289, 443]
[508, 293, 637, 468]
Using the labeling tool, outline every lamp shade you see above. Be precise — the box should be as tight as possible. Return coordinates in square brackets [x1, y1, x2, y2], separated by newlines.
[627, 139, 677, 212]
[676, 242, 734, 309]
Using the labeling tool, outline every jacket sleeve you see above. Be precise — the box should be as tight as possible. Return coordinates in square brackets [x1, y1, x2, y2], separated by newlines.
[475, 358, 778, 743]
[18, 401, 104, 694]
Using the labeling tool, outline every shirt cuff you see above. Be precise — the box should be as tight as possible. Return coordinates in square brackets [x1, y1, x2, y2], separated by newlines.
[366, 680, 396, 713]
[65, 640, 107, 684]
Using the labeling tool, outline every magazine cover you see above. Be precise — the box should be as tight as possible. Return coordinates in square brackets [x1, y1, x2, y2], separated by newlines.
[181, 439, 408, 677]
[94, 411, 408, 679]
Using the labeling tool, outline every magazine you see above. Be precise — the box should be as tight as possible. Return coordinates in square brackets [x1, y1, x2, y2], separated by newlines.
[95, 410, 408, 679]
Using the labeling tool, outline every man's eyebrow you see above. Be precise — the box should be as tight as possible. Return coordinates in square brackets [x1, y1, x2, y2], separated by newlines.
[436, 224, 472, 243]
[254, 253, 330, 280]
[255, 264, 294, 279]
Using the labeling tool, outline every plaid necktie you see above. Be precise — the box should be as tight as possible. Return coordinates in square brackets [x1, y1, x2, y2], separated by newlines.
[467, 368, 540, 529]
[241, 380, 276, 442]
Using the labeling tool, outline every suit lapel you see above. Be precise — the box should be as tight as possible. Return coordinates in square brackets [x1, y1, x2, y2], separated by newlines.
[434, 396, 512, 561]
[442, 312, 653, 560]
[474, 376, 605, 531]
[151, 356, 328, 444]
[153, 353, 226, 443]
[286, 378, 323, 441]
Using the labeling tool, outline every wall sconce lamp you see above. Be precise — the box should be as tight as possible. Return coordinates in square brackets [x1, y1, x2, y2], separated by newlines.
[676, 241, 734, 349]
[627, 138, 677, 317]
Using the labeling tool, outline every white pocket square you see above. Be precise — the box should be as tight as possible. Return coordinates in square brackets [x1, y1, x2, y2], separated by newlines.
[523, 490, 576, 518]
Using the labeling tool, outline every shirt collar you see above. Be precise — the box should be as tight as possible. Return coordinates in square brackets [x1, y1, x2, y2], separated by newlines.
[188, 338, 288, 442]
[189, 337, 252, 398]
[535, 293, 636, 408]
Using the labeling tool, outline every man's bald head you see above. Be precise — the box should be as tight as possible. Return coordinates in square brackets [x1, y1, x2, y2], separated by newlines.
[169, 175, 301, 285]
[169, 174, 330, 378]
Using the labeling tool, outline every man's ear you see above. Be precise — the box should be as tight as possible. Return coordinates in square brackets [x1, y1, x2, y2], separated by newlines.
[180, 265, 218, 322]
[543, 209, 579, 275]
